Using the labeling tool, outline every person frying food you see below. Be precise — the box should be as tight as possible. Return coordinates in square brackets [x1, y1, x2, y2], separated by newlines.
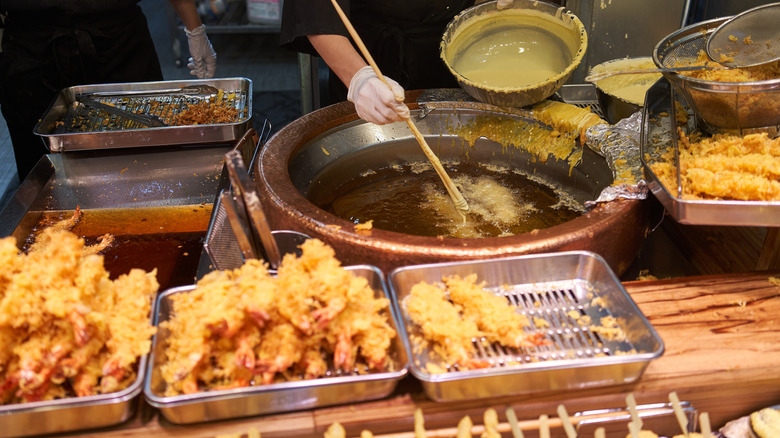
[0, 0, 217, 183]
[281, 0, 512, 125]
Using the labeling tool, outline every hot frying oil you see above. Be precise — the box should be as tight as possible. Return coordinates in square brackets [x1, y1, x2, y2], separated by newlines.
[314, 160, 583, 238]
[17, 204, 213, 290]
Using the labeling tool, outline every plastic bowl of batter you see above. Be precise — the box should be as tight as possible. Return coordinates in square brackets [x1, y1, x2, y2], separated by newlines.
[440, 0, 587, 108]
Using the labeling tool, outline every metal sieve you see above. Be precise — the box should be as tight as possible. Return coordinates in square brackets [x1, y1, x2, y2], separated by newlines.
[654, 17, 780, 134]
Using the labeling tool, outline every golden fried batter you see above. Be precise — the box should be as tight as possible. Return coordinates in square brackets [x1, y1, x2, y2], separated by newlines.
[650, 129, 780, 201]
[0, 226, 157, 404]
[159, 239, 396, 396]
[404, 281, 483, 369]
[405, 274, 546, 370]
[172, 96, 239, 126]
[444, 275, 541, 348]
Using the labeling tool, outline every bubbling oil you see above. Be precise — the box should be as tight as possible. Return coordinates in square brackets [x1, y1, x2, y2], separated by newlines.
[315, 160, 584, 238]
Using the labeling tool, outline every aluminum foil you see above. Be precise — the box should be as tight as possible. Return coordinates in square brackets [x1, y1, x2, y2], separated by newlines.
[584, 111, 649, 208]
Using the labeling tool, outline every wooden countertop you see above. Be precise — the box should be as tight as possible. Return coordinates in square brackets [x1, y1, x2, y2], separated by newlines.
[76, 271, 780, 438]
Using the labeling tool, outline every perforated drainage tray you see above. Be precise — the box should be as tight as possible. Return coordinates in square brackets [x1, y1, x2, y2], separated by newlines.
[388, 251, 664, 402]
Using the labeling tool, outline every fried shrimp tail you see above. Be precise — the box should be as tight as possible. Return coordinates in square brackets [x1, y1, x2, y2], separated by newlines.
[0, 227, 157, 405]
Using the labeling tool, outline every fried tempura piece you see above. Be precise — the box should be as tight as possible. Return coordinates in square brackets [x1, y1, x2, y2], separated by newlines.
[325, 273, 396, 372]
[650, 129, 780, 201]
[160, 238, 396, 396]
[444, 275, 543, 348]
[0, 227, 157, 404]
[405, 281, 482, 369]
[275, 240, 351, 335]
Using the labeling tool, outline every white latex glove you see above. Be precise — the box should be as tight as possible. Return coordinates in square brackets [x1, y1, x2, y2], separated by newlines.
[475, 0, 512, 9]
[185, 24, 217, 79]
[347, 66, 410, 125]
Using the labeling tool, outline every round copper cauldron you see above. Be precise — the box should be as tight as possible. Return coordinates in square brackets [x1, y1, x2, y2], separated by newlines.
[255, 98, 650, 275]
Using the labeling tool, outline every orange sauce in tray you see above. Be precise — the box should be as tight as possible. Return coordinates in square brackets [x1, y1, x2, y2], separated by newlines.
[15, 204, 213, 291]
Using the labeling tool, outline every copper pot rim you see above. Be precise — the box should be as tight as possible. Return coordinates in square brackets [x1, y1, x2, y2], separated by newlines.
[257, 99, 642, 254]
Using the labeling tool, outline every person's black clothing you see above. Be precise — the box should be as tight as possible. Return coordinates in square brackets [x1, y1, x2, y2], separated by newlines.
[0, 2, 163, 182]
[280, 0, 473, 102]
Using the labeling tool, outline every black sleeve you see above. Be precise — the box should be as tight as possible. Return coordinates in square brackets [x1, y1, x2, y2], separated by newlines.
[279, 0, 351, 56]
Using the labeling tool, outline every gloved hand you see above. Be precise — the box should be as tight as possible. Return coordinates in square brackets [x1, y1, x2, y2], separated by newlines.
[496, 0, 512, 9]
[185, 24, 217, 79]
[347, 66, 410, 125]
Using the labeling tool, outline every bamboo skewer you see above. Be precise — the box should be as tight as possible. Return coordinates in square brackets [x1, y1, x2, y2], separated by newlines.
[669, 391, 689, 438]
[627, 393, 642, 438]
[539, 415, 551, 438]
[557, 405, 577, 438]
[700, 412, 712, 438]
[506, 407, 525, 438]
[328, 0, 470, 217]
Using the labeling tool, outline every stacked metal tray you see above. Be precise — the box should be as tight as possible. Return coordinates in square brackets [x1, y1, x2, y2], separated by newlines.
[388, 251, 664, 402]
[640, 78, 780, 226]
[33, 78, 252, 152]
[144, 265, 408, 424]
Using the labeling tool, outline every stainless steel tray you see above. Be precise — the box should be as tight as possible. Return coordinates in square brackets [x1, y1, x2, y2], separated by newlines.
[144, 265, 408, 424]
[388, 251, 664, 402]
[0, 336, 150, 437]
[640, 78, 780, 226]
[33, 78, 252, 152]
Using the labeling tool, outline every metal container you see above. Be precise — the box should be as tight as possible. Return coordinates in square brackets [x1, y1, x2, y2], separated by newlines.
[653, 17, 780, 135]
[0, 339, 150, 437]
[590, 57, 661, 124]
[388, 251, 664, 402]
[144, 265, 408, 424]
[440, 0, 587, 108]
[256, 99, 650, 276]
[33, 78, 252, 152]
[641, 77, 780, 226]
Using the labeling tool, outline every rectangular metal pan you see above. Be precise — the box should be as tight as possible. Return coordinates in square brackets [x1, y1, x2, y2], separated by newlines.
[640, 78, 780, 226]
[388, 251, 664, 402]
[33, 78, 252, 152]
[144, 265, 408, 424]
[0, 332, 151, 437]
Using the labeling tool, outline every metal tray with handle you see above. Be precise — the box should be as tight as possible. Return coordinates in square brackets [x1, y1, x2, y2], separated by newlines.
[33, 78, 252, 152]
[388, 251, 664, 402]
[640, 77, 780, 226]
[144, 265, 408, 424]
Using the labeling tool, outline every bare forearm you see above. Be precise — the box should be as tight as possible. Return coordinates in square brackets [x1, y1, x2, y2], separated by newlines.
[169, 0, 203, 31]
[308, 34, 366, 88]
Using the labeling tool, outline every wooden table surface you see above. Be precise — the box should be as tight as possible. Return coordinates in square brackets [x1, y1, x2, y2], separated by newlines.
[68, 270, 780, 438]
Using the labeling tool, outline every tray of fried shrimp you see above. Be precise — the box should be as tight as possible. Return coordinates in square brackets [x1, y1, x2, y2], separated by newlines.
[0, 220, 159, 437]
[388, 251, 664, 402]
[143, 238, 408, 424]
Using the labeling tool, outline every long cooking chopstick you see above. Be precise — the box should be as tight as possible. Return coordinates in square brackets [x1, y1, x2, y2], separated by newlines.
[328, 0, 470, 217]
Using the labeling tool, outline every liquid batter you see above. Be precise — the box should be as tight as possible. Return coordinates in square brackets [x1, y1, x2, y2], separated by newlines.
[450, 25, 570, 88]
[444, 10, 578, 90]
[591, 57, 660, 105]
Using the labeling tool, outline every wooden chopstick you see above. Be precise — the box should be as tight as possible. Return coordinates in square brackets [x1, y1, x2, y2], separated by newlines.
[328, 0, 470, 217]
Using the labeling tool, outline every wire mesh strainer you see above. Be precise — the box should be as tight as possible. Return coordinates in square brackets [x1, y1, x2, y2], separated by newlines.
[653, 17, 780, 134]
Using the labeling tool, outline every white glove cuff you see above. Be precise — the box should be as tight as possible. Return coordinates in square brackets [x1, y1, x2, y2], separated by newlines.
[185, 24, 207, 38]
[347, 66, 375, 103]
